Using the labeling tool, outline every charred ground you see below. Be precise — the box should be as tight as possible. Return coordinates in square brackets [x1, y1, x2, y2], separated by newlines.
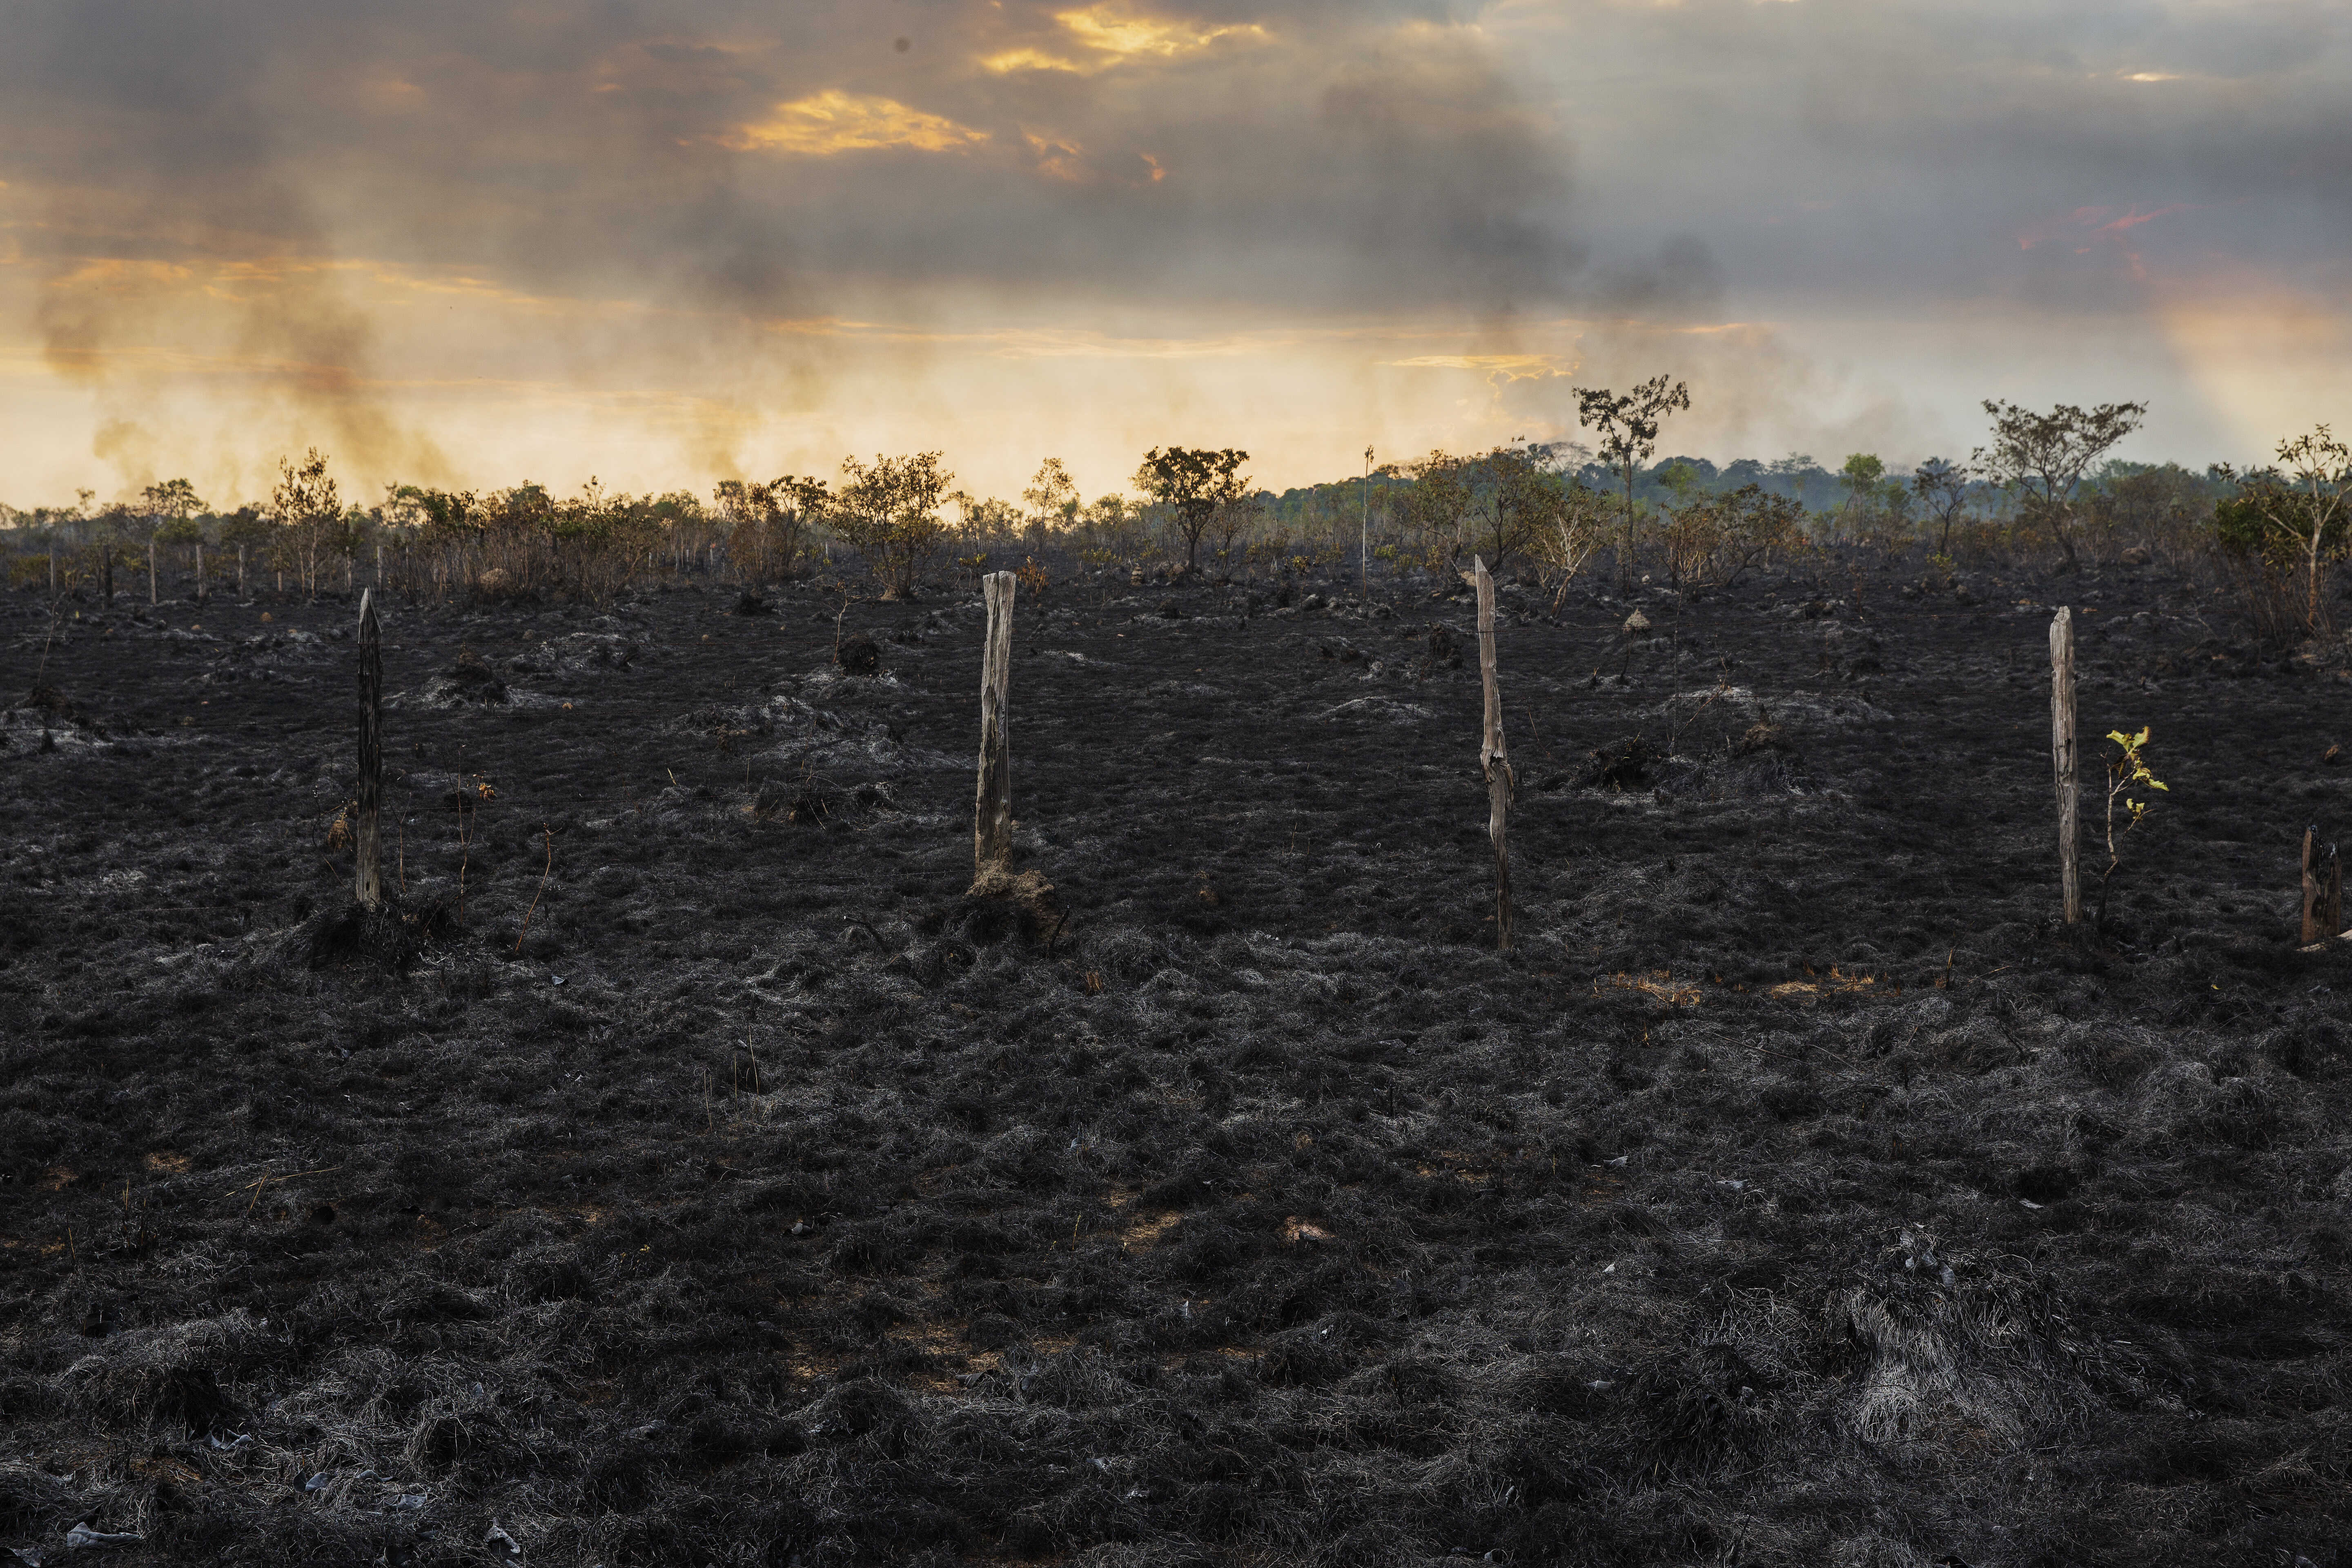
[2, 561, 2349, 1567]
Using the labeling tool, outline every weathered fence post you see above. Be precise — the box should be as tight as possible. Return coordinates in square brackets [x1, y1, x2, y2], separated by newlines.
[1474, 556, 1515, 949]
[2303, 827, 2343, 944]
[355, 589, 384, 909]
[974, 570, 1016, 877]
[2050, 606, 2080, 924]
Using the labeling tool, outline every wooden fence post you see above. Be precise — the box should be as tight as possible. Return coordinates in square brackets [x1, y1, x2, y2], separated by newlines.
[2050, 607, 2080, 924]
[2303, 827, 2343, 944]
[355, 589, 384, 909]
[1474, 556, 1515, 949]
[974, 570, 1016, 877]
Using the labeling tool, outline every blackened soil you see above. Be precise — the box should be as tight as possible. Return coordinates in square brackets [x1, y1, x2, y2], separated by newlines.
[3, 568, 2350, 1567]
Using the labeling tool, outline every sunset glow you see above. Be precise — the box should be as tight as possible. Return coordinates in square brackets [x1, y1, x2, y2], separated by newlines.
[0, 0, 2344, 507]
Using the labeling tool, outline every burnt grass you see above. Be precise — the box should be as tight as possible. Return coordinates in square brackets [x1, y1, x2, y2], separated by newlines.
[2, 561, 2350, 1568]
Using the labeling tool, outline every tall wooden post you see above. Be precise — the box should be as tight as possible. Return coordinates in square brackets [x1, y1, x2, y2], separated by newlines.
[355, 590, 384, 909]
[1474, 556, 1515, 949]
[974, 571, 1016, 876]
[2304, 828, 2343, 944]
[2050, 607, 2080, 924]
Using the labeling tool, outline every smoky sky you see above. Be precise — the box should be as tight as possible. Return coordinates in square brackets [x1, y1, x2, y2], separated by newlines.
[0, 0, 1588, 316]
[2, 0, 2348, 493]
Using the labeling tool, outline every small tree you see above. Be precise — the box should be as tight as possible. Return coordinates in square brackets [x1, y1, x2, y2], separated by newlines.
[1206, 489, 1265, 572]
[272, 449, 342, 598]
[141, 478, 206, 601]
[1533, 477, 1613, 606]
[1837, 454, 1884, 540]
[1399, 451, 1472, 570]
[1657, 483, 1806, 591]
[715, 475, 826, 586]
[1134, 447, 1249, 575]
[2096, 726, 2167, 927]
[2224, 426, 2351, 639]
[1973, 399, 2147, 574]
[1912, 458, 1971, 557]
[1718, 485, 1809, 586]
[142, 477, 203, 537]
[1021, 459, 1082, 544]
[1458, 442, 1559, 575]
[1574, 374, 1691, 594]
[833, 452, 953, 599]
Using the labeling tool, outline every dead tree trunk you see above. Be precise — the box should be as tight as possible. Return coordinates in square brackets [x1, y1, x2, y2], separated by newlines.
[973, 570, 1016, 876]
[194, 542, 206, 605]
[148, 533, 159, 605]
[2050, 607, 2080, 924]
[236, 545, 247, 601]
[1474, 556, 1515, 949]
[355, 589, 384, 909]
[2303, 827, 2342, 944]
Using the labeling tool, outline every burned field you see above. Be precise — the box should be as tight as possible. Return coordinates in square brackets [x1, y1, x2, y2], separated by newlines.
[2, 565, 2349, 1567]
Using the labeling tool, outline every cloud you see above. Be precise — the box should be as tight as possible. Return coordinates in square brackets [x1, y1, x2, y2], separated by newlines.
[0, 0, 2345, 501]
[1052, 3, 1270, 62]
[983, 3, 1272, 74]
[724, 90, 991, 156]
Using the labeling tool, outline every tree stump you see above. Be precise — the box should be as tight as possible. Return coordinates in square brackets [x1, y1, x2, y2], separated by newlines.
[1474, 556, 1515, 949]
[2050, 607, 2080, 924]
[355, 590, 384, 910]
[973, 570, 1016, 878]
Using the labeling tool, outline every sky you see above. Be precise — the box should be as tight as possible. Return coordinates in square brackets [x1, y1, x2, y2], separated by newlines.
[1, 0, 2347, 510]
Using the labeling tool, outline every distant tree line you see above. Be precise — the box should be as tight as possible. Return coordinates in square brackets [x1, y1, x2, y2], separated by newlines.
[3, 400, 2346, 654]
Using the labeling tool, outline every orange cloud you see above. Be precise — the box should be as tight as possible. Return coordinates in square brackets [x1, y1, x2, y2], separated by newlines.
[981, 4, 1268, 74]
[724, 90, 989, 156]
